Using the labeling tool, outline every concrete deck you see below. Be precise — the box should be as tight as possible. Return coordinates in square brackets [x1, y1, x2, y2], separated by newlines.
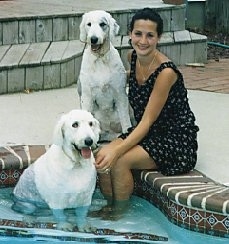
[0, 60, 229, 185]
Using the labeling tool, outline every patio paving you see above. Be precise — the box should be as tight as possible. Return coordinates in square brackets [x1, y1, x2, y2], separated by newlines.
[181, 59, 229, 94]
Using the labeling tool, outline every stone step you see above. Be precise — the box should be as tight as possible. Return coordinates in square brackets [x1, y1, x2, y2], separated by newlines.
[0, 40, 84, 94]
[0, 30, 207, 94]
[0, 5, 186, 46]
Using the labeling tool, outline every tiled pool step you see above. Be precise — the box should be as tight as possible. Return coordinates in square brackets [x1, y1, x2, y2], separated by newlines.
[0, 145, 228, 238]
[143, 170, 229, 215]
[0, 31, 206, 94]
[133, 170, 229, 237]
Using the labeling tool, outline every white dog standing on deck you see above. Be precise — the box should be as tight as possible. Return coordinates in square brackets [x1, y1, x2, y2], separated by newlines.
[12, 109, 101, 232]
[78, 10, 132, 142]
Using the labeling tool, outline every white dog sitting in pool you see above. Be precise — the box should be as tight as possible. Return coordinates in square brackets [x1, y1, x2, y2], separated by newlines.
[12, 109, 100, 232]
[77, 10, 132, 142]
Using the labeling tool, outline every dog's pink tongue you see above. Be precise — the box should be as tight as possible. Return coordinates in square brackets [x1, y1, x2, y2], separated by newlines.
[81, 147, 91, 159]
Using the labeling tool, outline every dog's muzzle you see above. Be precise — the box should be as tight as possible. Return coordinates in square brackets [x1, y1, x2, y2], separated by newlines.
[90, 36, 102, 52]
[73, 137, 95, 159]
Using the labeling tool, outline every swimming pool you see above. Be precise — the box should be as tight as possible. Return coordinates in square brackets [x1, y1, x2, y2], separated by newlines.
[0, 188, 228, 244]
[1, 145, 229, 243]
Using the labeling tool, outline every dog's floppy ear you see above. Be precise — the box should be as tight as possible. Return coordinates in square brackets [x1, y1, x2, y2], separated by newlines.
[109, 15, 120, 40]
[52, 114, 66, 146]
[94, 118, 101, 135]
[79, 13, 88, 42]
[93, 117, 101, 145]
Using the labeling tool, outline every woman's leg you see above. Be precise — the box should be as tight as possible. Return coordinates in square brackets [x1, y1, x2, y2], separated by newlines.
[98, 173, 113, 205]
[111, 144, 157, 204]
[97, 139, 123, 203]
[97, 143, 158, 217]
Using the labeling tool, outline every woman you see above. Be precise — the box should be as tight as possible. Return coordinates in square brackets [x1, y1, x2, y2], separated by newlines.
[94, 8, 199, 217]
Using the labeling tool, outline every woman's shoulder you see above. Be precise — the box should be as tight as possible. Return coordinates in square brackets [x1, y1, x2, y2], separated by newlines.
[127, 49, 136, 63]
[127, 50, 132, 63]
[127, 50, 138, 70]
[159, 61, 177, 71]
[157, 52, 175, 68]
[156, 54, 179, 73]
[155, 53, 182, 82]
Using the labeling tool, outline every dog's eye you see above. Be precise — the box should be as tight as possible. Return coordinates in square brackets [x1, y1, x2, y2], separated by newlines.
[100, 22, 107, 28]
[72, 122, 79, 128]
[89, 121, 93, 127]
[87, 22, 91, 27]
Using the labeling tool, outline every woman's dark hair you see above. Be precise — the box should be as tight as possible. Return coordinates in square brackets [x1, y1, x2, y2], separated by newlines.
[129, 8, 163, 37]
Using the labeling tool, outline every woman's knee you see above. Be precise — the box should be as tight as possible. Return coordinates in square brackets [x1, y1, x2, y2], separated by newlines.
[112, 158, 129, 174]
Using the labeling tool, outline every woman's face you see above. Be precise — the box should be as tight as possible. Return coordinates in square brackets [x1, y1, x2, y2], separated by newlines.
[129, 19, 160, 57]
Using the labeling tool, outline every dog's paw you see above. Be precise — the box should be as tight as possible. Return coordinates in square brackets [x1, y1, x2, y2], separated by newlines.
[11, 201, 37, 215]
[56, 221, 74, 232]
[77, 223, 96, 233]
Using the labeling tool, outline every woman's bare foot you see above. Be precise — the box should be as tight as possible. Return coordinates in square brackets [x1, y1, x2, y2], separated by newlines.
[88, 200, 130, 221]
[88, 205, 113, 218]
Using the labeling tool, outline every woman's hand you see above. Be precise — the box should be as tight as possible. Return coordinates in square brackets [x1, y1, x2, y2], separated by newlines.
[94, 143, 120, 174]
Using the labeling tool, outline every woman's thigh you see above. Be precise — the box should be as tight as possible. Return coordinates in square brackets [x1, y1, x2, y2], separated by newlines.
[116, 144, 157, 170]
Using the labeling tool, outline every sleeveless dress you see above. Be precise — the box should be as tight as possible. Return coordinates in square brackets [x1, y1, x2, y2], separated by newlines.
[119, 50, 199, 176]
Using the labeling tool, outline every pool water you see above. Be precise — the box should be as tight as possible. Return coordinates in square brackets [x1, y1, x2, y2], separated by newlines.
[0, 188, 228, 244]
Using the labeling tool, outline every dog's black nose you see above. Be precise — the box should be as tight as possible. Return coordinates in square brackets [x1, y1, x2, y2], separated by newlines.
[91, 36, 98, 44]
[85, 137, 93, 146]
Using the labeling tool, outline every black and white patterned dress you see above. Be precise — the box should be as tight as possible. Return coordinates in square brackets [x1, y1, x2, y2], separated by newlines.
[119, 50, 199, 176]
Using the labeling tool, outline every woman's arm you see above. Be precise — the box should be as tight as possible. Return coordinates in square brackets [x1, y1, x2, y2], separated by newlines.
[116, 67, 177, 155]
